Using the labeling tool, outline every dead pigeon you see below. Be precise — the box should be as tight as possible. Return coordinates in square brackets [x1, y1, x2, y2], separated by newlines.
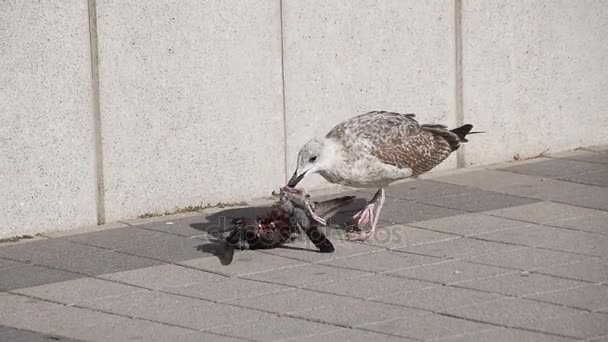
[220, 186, 355, 265]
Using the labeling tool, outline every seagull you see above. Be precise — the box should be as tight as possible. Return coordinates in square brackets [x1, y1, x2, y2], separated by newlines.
[286, 110, 482, 241]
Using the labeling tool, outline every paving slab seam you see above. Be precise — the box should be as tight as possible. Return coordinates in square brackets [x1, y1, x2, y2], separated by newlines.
[437, 311, 583, 340]
[547, 199, 608, 214]
[3, 291, 253, 341]
[254, 245, 386, 266]
[8, 232, 600, 317]
[466, 234, 608, 260]
[465, 260, 602, 285]
[477, 211, 608, 236]
[5, 272, 377, 341]
[283, 311, 428, 341]
[360, 269, 604, 318]
[120, 220, 206, 239]
[401, 222, 608, 261]
[446, 282, 605, 316]
[541, 222, 608, 237]
[3, 256, 390, 340]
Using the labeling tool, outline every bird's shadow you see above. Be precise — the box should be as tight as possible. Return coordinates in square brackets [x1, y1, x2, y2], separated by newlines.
[190, 198, 368, 265]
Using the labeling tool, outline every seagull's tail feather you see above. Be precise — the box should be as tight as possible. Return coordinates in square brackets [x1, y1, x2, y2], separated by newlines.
[450, 124, 485, 143]
[422, 123, 483, 152]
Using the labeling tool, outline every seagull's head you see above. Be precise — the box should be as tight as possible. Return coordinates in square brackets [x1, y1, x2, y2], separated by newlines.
[287, 137, 327, 187]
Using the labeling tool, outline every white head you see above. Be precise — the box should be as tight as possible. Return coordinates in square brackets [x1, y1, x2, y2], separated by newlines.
[287, 137, 333, 187]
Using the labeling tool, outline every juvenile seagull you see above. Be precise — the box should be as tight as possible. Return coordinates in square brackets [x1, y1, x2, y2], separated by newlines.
[287, 110, 481, 241]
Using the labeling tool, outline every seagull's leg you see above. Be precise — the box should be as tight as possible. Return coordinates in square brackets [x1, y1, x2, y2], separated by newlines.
[348, 188, 385, 241]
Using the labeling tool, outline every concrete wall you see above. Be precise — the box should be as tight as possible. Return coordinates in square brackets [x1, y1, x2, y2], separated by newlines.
[462, 0, 608, 166]
[0, 0, 98, 238]
[94, 1, 284, 222]
[1, 0, 607, 237]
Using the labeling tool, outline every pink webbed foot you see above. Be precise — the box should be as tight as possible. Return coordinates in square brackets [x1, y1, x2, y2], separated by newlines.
[347, 188, 385, 242]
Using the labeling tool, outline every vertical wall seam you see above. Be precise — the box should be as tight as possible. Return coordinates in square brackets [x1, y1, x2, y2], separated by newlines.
[87, 0, 106, 225]
[279, 0, 289, 183]
[454, 0, 465, 168]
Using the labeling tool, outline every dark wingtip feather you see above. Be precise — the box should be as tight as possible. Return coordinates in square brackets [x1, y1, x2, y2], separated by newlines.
[449, 124, 484, 142]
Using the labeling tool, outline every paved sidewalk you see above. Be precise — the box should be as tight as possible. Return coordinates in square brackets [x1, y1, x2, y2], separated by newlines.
[1, 146, 607, 341]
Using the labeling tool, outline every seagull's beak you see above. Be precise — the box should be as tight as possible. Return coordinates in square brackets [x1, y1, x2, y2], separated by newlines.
[287, 170, 306, 187]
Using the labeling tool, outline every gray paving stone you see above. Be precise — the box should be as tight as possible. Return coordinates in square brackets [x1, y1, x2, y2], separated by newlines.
[455, 273, 587, 297]
[179, 250, 305, 276]
[360, 225, 458, 250]
[78, 318, 235, 342]
[244, 263, 370, 287]
[526, 285, 608, 311]
[419, 189, 539, 213]
[165, 277, 291, 303]
[548, 213, 608, 235]
[375, 285, 505, 312]
[585, 145, 608, 153]
[473, 224, 586, 248]
[530, 313, 608, 339]
[55, 250, 163, 276]
[500, 158, 606, 179]
[410, 213, 531, 237]
[261, 236, 382, 263]
[100, 263, 224, 289]
[537, 258, 608, 283]
[363, 313, 497, 340]
[291, 299, 428, 327]
[116, 233, 210, 263]
[397, 237, 524, 259]
[384, 180, 474, 201]
[542, 183, 608, 211]
[81, 290, 272, 330]
[437, 327, 577, 342]
[63, 227, 178, 250]
[131, 212, 219, 237]
[464, 247, 587, 271]
[320, 250, 442, 273]
[0, 258, 22, 270]
[377, 197, 466, 225]
[304, 274, 434, 300]
[433, 169, 548, 192]
[0, 325, 82, 342]
[0, 239, 108, 266]
[539, 230, 608, 257]
[13, 277, 145, 305]
[0, 263, 81, 291]
[441, 298, 584, 329]
[459, 172, 608, 210]
[485, 201, 606, 225]
[549, 150, 608, 165]
[388, 260, 514, 285]
[207, 316, 337, 341]
[227, 288, 356, 314]
[559, 169, 608, 187]
[288, 328, 413, 342]
[0, 294, 127, 340]
[591, 335, 608, 342]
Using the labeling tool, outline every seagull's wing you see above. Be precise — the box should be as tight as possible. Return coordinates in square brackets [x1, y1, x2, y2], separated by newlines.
[349, 112, 455, 176]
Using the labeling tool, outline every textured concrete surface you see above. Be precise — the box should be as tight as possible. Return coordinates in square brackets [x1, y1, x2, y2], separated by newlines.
[95, 0, 285, 221]
[282, 0, 457, 189]
[0, 0, 97, 238]
[462, 0, 608, 166]
[3, 1, 608, 239]
[1, 150, 606, 341]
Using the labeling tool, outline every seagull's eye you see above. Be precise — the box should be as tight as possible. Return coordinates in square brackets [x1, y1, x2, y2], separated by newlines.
[309, 156, 317, 163]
